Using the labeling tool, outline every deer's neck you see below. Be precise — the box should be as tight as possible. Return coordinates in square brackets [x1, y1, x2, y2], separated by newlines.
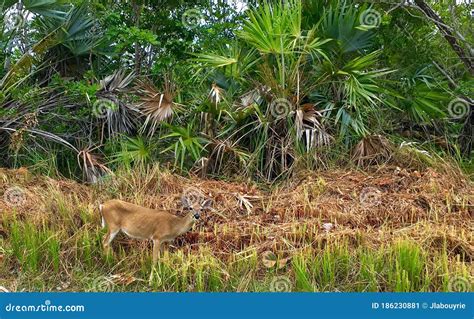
[173, 213, 196, 236]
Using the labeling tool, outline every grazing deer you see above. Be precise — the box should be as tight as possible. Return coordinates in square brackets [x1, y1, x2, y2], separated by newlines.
[99, 197, 212, 263]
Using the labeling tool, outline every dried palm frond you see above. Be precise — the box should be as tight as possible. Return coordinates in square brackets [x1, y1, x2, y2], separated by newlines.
[96, 70, 138, 137]
[239, 88, 261, 108]
[295, 103, 332, 150]
[399, 141, 432, 158]
[352, 134, 394, 167]
[135, 77, 180, 136]
[263, 133, 295, 181]
[77, 146, 112, 183]
[233, 83, 271, 107]
[208, 138, 251, 174]
[295, 103, 320, 137]
[208, 83, 224, 105]
[235, 193, 255, 215]
[236, 85, 271, 109]
[100, 70, 136, 93]
[0, 127, 79, 153]
[190, 157, 210, 178]
[303, 128, 333, 150]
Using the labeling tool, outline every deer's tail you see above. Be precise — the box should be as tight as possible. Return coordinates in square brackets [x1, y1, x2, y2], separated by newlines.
[99, 204, 105, 228]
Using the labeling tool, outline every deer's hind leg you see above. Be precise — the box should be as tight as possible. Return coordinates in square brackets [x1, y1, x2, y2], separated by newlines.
[103, 227, 120, 253]
[152, 239, 161, 264]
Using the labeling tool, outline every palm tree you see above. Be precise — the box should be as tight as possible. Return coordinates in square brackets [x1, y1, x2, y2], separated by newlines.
[190, 0, 395, 179]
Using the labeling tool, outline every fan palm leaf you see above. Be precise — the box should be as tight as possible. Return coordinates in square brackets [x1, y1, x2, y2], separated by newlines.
[135, 77, 181, 137]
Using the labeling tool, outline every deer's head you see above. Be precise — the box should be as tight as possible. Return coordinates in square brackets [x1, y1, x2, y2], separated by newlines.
[181, 196, 212, 220]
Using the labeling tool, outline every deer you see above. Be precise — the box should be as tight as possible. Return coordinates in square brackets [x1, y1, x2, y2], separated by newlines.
[99, 196, 212, 263]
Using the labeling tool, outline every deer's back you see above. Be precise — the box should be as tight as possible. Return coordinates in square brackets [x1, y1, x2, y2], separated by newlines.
[103, 199, 176, 222]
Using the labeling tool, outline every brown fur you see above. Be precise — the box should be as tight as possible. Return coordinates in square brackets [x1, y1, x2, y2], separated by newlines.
[100, 199, 200, 263]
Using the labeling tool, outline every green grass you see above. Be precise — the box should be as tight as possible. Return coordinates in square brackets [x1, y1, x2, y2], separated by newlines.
[8, 218, 61, 273]
[1, 211, 470, 292]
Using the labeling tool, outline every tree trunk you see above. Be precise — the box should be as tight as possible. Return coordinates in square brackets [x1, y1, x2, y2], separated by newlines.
[414, 0, 474, 75]
[132, 1, 143, 75]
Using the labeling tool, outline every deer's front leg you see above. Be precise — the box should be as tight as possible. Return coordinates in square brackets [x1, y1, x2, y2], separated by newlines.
[152, 239, 161, 263]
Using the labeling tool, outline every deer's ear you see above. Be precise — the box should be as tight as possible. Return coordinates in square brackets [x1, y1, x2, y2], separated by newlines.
[201, 199, 213, 210]
[181, 196, 192, 208]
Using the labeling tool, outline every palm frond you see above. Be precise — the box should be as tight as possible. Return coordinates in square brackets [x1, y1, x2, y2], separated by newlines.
[352, 134, 394, 166]
[77, 146, 112, 183]
[96, 70, 138, 137]
[135, 77, 180, 137]
[100, 70, 136, 93]
[208, 83, 224, 105]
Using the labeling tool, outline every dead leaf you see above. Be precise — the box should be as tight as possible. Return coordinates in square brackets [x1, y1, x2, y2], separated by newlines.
[262, 251, 291, 269]
[277, 257, 291, 269]
[109, 273, 137, 286]
[261, 251, 277, 268]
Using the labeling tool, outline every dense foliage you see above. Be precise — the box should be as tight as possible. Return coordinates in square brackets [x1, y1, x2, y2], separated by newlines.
[0, 0, 472, 182]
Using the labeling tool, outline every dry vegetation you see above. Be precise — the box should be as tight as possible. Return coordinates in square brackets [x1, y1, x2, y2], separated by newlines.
[0, 165, 473, 292]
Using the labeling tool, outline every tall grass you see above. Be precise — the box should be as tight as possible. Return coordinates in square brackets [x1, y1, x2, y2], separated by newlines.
[3, 207, 468, 292]
[8, 217, 60, 273]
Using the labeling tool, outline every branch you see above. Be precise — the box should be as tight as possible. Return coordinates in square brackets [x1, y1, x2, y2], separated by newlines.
[413, 0, 473, 75]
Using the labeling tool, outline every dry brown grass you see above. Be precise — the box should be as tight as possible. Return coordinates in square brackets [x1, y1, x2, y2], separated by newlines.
[0, 164, 472, 291]
[1, 165, 472, 256]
